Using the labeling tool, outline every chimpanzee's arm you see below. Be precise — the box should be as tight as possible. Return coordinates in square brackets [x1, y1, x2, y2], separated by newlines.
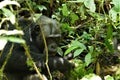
[0, 42, 73, 73]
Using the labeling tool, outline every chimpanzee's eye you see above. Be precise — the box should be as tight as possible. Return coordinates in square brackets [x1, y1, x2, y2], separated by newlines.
[35, 25, 40, 32]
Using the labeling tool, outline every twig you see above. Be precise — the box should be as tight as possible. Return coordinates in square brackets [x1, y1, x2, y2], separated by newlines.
[15, 22, 44, 80]
[22, 44, 44, 80]
[0, 43, 14, 72]
[39, 23, 52, 80]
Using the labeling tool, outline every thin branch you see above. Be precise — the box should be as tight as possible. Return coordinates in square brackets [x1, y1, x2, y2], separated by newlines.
[0, 43, 14, 72]
[39, 23, 52, 80]
[15, 22, 44, 80]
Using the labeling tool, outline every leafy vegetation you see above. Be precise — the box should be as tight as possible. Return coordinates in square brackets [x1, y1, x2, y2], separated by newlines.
[0, 0, 120, 80]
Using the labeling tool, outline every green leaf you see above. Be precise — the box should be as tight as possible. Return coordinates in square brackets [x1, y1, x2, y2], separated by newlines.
[0, 38, 7, 50]
[0, 0, 20, 9]
[0, 30, 24, 35]
[67, 0, 84, 3]
[109, 0, 120, 22]
[26, 59, 35, 71]
[8, 37, 25, 43]
[73, 49, 84, 57]
[114, 5, 120, 12]
[112, 0, 120, 7]
[37, 5, 47, 11]
[85, 53, 91, 66]
[109, 8, 117, 22]
[64, 46, 78, 56]
[2, 36, 25, 43]
[1, 8, 15, 24]
[33, 13, 42, 22]
[105, 25, 114, 52]
[57, 47, 64, 56]
[104, 75, 114, 80]
[88, 46, 94, 53]
[81, 31, 94, 40]
[84, 0, 96, 12]
[71, 40, 81, 46]
[79, 5, 87, 20]
[70, 13, 79, 24]
[62, 4, 69, 16]
[64, 40, 86, 56]
[71, 40, 86, 50]
[81, 74, 102, 80]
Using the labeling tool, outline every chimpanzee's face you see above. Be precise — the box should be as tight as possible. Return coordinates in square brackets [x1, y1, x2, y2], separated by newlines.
[30, 16, 61, 55]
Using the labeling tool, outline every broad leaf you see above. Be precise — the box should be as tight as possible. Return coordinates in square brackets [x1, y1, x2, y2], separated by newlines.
[0, 38, 7, 50]
[2, 36, 25, 43]
[70, 13, 79, 24]
[84, 0, 96, 12]
[109, 8, 117, 22]
[109, 0, 120, 22]
[104, 75, 114, 80]
[37, 5, 47, 11]
[88, 46, 94, 53]
[0, 30, 24, 35]
[65, 40, 86, 56]
[2, 8, 15, 24]
[85, 53, 91, 66]
[71, 40, 86, 50]
[67, 0, 84, 3]
[57, 47, 64, 56]
[64, 46, 79, 56]
[0, 0, 20, 9]
[112, 0, 120, 7]
[62, 4, 69, 16]
[79, 5, 87, 20]
[105, 25, 114, 52]
[73, 49, 84, 57]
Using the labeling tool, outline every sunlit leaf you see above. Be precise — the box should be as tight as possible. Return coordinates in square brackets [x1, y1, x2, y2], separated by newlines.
[114, 5, 120, 12]
[79, 5, 87, 20]
[62, 4, 69, 16]
[71, 40, 81, 46]
[73, 49, 84, 57]
[33, 13, 42, 22]
[70, 13, 79, 24]
[64, 46, 79, 56]
[1, 8, 15, 24]
[0, 38, 7, 50]
[2, 36, 25, 43]
[64, 40, 86, 56]
[0, 0, 20, 9]
[104, 75, 114, 80]
[105, 25, 113, 52]
[88, 46, 94, 53]
[112, 0, 120, 7]
[26, 59, 35, 71]
[71, 40, 86, 50]
[0, 30, 24, 36]
[109, 0, 120, 22]
[8, 37, 25, 43]
[57, 47, 63, 56]
[81, 74, 102, 80]
[85, 53, 91, 66]
[67, 0, 84, 3]
[81, 31, 94, 40]
[84, 0, 96, 12]
[37, 5, 47, 11]
[109, 8, 118, 22]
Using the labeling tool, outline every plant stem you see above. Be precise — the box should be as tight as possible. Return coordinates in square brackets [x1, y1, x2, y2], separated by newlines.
[39, 23, 52, 80]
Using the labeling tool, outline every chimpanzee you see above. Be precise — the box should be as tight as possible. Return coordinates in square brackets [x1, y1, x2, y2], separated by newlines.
[0, 15, 73, 80]
[31, 15, 61, 56]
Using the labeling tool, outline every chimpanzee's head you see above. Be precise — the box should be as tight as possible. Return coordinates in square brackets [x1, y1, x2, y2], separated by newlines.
[30, 15, 61, 55]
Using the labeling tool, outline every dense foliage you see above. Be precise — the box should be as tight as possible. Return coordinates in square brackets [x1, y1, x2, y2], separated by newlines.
[0, 0, 120, 80]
